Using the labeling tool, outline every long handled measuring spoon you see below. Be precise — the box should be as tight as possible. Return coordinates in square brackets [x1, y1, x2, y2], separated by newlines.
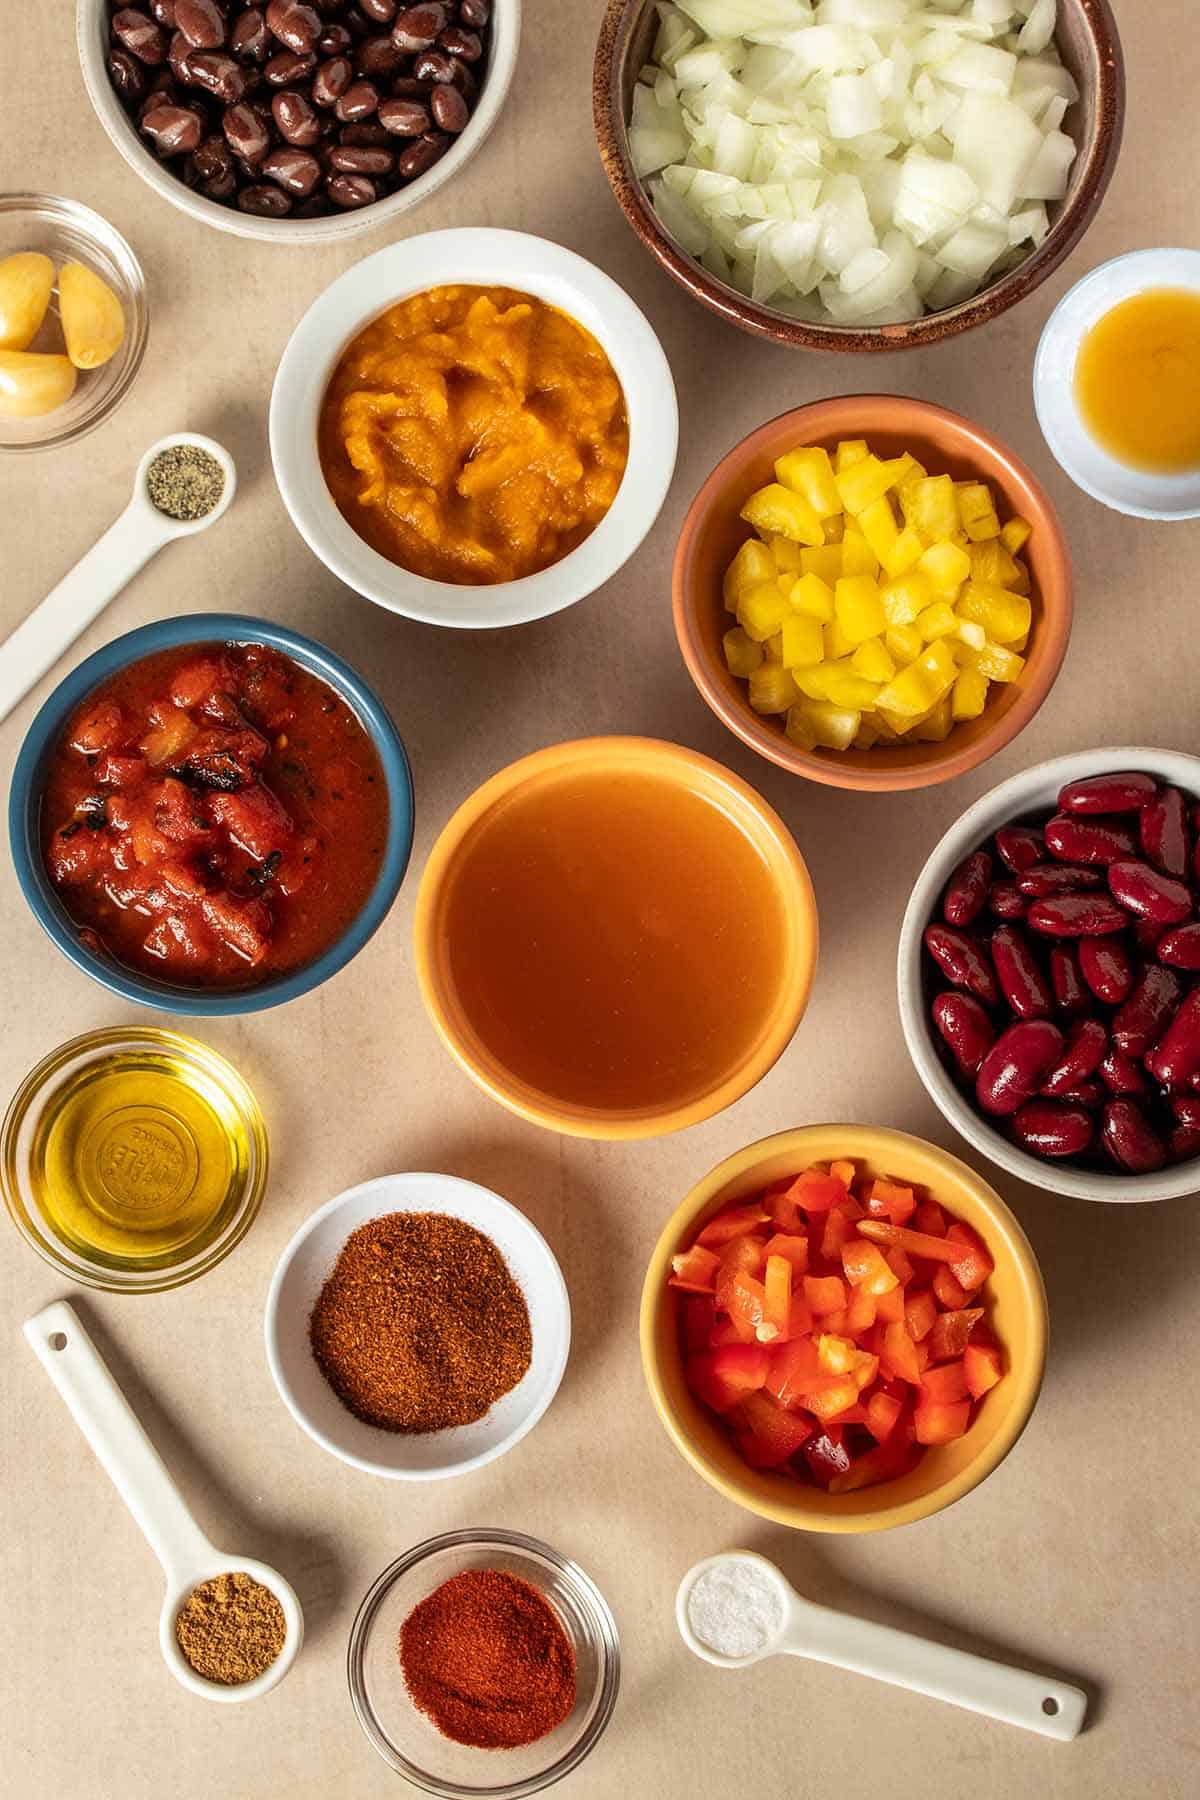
[677, 1551, 1086, 1741]
[24, 1299, 302, 1703]
[0, 431, 236, 726]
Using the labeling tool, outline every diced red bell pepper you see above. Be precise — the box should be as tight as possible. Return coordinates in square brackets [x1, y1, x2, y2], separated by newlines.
[946, 1221, 994, 1291]
[913, 1200, 947, 1236]
[885, 1245, 915, 1285]
[821, 1202, 859, 1261]
[904, 1289, 937, 1343]
[829, 1160, 857, 1189]
[828, 1426, 919, 1492]
[865, 1179, 916, 1225]
[802, 1426, 852, 1486]
[915, 1400, 971, 1444]
[927, 1307, 984, 1363]
[920, 1359, 968, 1405]
[963, 1341, 1004, 1399]
[715, 1234, 764, 1306]
[739, 1390, 814, 1465]
[850, 1350, 879, 1391]
[788, 1169, 847, 1214]
[764, 1232, 809, 1276]
[761, 1180, 803, 1233]
[874, 1283, 907, 1324]
[933, 1263, 969, 1310]
[764, 1335, 821, 1408]
[682, 1295, 715, 1351]
[845, 1283, 877, 1333]
[842, 1238, 899, 1295]
[821, 1309, 849, 1333]
[697, 1203, 769, 1248]
[801, 1375, 860, 1421]
[708, 1316, 744, 1348]
[669, 1244, 720, 1293]
[881, 1318, 922, 1385]
[803, 1274, 847, 1315]
[763, 1254, 792, 1340]
[686, 1344, 769, 1414]
[787, 1293, 813, 1338]
[865, 1390, 903, 1442]
[816, 1333, 857, 1375]
[822, 1401, 870, 1428]
[725, 1271, 776, 1343]
[857, 1220, 968, 1263]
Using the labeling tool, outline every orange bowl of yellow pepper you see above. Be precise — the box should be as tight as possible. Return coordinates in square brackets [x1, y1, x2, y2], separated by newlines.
[641, 1124, 1046, 1533]
[673, 396, 1073, 793]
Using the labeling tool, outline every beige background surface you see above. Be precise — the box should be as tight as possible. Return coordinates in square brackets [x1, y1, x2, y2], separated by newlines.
[2, 3, 1198, 1796]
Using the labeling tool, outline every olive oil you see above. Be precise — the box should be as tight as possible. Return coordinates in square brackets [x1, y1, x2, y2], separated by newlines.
[28, 1044, 254, 1269]
[1075, 287, 1200, 473]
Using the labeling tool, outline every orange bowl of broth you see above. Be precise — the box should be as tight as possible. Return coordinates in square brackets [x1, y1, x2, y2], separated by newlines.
[413, 738, 818, 1139]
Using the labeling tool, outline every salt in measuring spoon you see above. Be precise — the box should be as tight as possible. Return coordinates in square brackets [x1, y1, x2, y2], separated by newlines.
[0, 431, 236, 725]
[677, 1551, 1086, 1741]
[23, 1299, 302, 1704]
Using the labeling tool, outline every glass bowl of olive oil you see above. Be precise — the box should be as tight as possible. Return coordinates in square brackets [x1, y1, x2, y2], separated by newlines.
[2, 1027, 267, 1292]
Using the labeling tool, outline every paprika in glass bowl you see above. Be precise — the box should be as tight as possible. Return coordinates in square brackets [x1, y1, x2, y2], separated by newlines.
[348, 1529, 620, 1795]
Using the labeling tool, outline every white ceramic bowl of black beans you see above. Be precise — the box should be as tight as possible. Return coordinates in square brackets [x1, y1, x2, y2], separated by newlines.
[898, 747, 1200, 1204]
[77, 0, 519, 241]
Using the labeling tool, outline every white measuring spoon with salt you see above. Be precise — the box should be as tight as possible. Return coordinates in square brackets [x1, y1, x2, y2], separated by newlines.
[677, 1551, 1086, 1741]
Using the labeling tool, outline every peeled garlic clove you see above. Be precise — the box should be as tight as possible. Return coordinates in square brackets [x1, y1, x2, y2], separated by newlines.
[0, 251, 55, 351]
[59, 261, 126, 370]
[0, 350, 78, 418]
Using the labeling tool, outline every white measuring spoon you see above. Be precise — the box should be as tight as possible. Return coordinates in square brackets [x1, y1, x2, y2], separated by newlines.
[0, 431, 236, 726]
[677, 1551, 1087, 1741]
[24, 1299, 302, 1703]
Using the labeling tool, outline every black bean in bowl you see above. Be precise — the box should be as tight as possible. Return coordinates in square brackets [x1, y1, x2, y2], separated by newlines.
[921, 772, 1200, 1178]
[103, 0, 492, 221]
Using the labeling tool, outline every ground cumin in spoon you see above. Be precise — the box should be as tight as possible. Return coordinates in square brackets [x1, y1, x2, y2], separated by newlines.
[175, 1571, 285, 1685]
[309, 1212, 532, 1433]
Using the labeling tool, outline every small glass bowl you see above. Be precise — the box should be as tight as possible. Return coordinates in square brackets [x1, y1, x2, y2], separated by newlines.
[0, 192, 148, 452]
[1, 1026, 268, 1293]
[348, 1530, 620, 1796]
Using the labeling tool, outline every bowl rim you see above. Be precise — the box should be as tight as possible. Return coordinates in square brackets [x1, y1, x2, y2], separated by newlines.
[640, 1123, 1048, 1533]
[268, 227, 678, 629]
[673, 394, 1074, 792]
[412, 734, 818, 1138]
[898, 745, 1200, 1202]
[346, 1528, 621, 1797]
[8, 612, 414, 1016]
[75, 0, 523, 245]
[263, 1173, 572, 1480]
[0, 191, 149, 454]
[593, 0, 1126, 351]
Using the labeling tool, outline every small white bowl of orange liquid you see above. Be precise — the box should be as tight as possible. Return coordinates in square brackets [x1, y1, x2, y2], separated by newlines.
[1034, 248, 1200, 521]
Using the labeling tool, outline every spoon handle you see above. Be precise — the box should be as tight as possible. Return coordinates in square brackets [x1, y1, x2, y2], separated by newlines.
[0, 500, 170, 725]
[793, 1598, 1087, 1740]
[23, 1300, 214, 1586]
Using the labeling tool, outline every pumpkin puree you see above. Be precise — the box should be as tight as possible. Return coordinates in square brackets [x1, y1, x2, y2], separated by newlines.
[318, 285, 629, 586]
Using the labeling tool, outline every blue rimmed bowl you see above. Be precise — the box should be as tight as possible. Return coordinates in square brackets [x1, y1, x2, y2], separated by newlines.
[9, 614, 414, 1015]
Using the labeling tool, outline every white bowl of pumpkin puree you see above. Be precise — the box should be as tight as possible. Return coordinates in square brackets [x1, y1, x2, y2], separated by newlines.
[270, 228, 678, 628]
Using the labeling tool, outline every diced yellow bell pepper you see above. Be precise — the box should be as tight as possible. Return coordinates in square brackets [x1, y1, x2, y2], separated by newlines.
[748, 664, 800, 713]
[763, 632, 784, 663]
[723, 627, 763, 678]
[737, 580, 792, 641]
[957, 581, 1031, 645]
[767, 532, 805, 574]
[876, 640, 957, 716]
[724, 537, 776, 611]
[1000, 516, 1032, 555]
[788, 572, 835, 622]
[953, 616, 986, 652]
[852, 722, 880, 749]
[857, 495, 900, 566]
[877, 703, 917, 736]
[780, 613, 825, 668]
[1008, 557, 1031, 595]
[1009, 629, 1029, 653]
[824, 662, 881, 710]
[823, 618, 858, 660]
[880, 570, 932, 626]
[850, 636, 896, 683]
[800, 545, 843, 584]
[835, 575, 885, 645]
[791, 698, 861, 750]
[885, 622, 923, 664]
[835, 454, 896, 517]
[775, 445, 841, 518]
[951, 667, 989, 720]
[901, 474, 959, 544]
[918, 539, 971, 597]
[967, 640, 1025, 683]
[823, 513, 845, 544]
[835, 439, 870, 472]
[889, 452, 925, 490]
[912, 694, 954, 741]
[968, 540, 1021, 588]
[840, 527, 878, 579]
[917, 600, 958, 641]
[741, 482, 825, 546]
[785, 704, 817, 751]
[955, 480, 1001, 541]
[881, 525, 924, 579]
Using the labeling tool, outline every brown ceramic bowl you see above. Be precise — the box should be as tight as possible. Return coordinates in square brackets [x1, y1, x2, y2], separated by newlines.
[673, 395, 1073, 793]
[594, 0, 1124, 352]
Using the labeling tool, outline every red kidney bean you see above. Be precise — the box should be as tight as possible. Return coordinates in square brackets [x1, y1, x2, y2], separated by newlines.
[1170, 1094, 1200, 1131]
[1145, 989, 1200, 1089]
[1057, 772, 1159, 814]
[266, 0, 321, 53]
[1140, 786, 1189, 877]
[335, 78, 380, 119]
[378, 94, 430, 133]
[326, 171, 377, 205]
[113, 8, 169, 62]
[988, 881, 1027, 920]
[941, 850, 992, 927]
[1101, 1099, 1166, 1172]
[238, 181, 292, 213]
[1011, 1099, 1094, 1158]
[1107, 859, 1192, 926]
[328, 143, 394, 172]
[1112, 965, 1183, 1057]
[272, 88, 321, 143]
[1049, 943, 1089, 1014]
[976, 1020, 1063, 1116]
[223, 99, 271, 160]
[261, 145, 322, 192]
[439, 24, 482, 59]
[1056, 1079, 1104, 1108]
[931, 992, 995, 1079]
[1042, 1017, 1108, 1096]
[231, 8, 271, 59]
[391, 4, 447, 51]
[176, 0, 225, 48]
[431, 82, 468, 131]
[1078, 934, 1134, 1003]
[1099, 1045, 1150, 1095]
[1017, 863, 1102, 897]
[1027, 894, 1129, 937]
[1156, 922, 1200, 969]
[313, 53, 353, 103]
[1168, 1122, 1200, 1162]
[143, 102, 203, 152]
[923, 924, 999, 1007]
[994, 825, 1043, 872]
[991, 924, 1052, 1019]
[396, 130, 448, 175]
[1043, 814, 1136, 865]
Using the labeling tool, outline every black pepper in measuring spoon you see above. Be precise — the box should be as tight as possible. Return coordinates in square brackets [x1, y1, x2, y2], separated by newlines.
[146, 444, 226, 521]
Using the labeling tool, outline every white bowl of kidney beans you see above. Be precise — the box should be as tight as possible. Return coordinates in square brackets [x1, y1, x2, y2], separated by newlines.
[899, 748, 1200, 1202]
[78, 0, 518, 240]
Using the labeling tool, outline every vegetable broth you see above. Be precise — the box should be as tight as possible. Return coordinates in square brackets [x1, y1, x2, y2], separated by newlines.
[1075, 288, 1200, 473]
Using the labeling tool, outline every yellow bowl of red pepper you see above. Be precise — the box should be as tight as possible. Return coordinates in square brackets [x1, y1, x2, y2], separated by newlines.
[640, 1124, 1046, 1533]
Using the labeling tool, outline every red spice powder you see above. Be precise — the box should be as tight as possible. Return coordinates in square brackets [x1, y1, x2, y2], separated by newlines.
[399, 1569, 577, 1749]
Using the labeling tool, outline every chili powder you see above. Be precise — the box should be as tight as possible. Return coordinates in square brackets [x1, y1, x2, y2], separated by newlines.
[309, 1212, 532, 1433]
[399, 1569, 576, 1749]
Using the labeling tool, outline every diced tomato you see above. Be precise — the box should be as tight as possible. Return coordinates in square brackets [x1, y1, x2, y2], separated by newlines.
[904, 1289, 937, 1343]
[697, 1204, 769, 1248]
[92, 753, 144, 788]
[803, 1274, 847, 1316]
[920, 1359, 968, 1405]
[865, 1179, 916, 1225]
[208, 783, 294, 861]
[681, 1295, 715, 1351]
[669, 1245, 720, 1294]
[927, 1307, 984, 1363]
[69, 701, 124, 755]
[686, 1344, 769, 1414]
[199, 891, 271, 966]
[963, 1341, 1004, 1399]
[739, 1391, 814, 1465]
[152, 778, 211, 848]
[913, 1200, 947, 1236]
[933, 1264, 969, 1310]
[915, 1400, 971, 1444]
[865, 1390, 903, 1442]
[46, 824, 110, 886]
[946, 1222, 994, 1291]
[140, 705, 198, 768]
[763, 1254, 792, 1339]
[764, 1335, 821, 1408]
[169, 655, 236, 712]
[180, 723, 269, 790]
[764, 1232, 808, 1276]
[142, 911, 211, 971]
[881, 1318, 922, 1385]
[802, 1426, 852, 1486]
